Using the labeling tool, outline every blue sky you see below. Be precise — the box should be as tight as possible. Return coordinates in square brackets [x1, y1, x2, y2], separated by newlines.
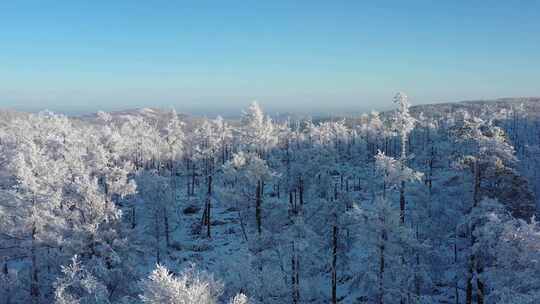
[1, 1, 539, 114]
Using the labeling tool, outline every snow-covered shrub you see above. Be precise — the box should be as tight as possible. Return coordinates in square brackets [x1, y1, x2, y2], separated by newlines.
[54, 255, 109, 304]
[139, 264, 223, 304]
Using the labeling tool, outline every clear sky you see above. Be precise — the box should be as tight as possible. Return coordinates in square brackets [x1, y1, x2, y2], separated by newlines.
[1, 1, 539, 114]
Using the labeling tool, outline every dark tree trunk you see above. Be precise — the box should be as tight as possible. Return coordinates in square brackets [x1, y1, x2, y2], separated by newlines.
[296, 253, 300, 303]
[164, 208, 170, 247]
[473, 160, 480, 207]
[465, 257, 473, 304]
[131, 206, 136, 229]
[399, 179, 406, 225]
[299, 176, 304, 212]
[331, 223, 338, 304]
[155, 212, 161, 265]
[476, 262, 484, 304]
[379, 216, 386, 304]
[471, 160, 484, 303]
[206, 175, 212, 238]
[291, 241, 299, 304]
[289, 191, 295, 215]
[30, 225, 39, 304]
[454, 233, 459, 304]
[191, 165, 196, 196]
[256, 180, 262, 235]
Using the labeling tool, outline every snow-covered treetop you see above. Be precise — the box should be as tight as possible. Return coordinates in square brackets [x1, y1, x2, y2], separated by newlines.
[375, 150, 423, 187]
[162, 108, 185, 159]
[392, 92, 416, 137]
[229, 293, 249, 304]
[97, 110, 112, 123]
[223, 151, 276, 183]
[241, 101, 264, 128]
[54, 255, 109, 304]
[240, 101, 277, 153]
[359, 111, 393, 139]
[452, 116, 516, 169]
[140, 264, 223, 304]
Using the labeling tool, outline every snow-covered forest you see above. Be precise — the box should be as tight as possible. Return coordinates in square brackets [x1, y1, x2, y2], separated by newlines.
[1, 95, 540, 304]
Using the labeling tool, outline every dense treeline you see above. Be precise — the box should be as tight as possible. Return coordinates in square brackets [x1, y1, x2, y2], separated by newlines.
[1, 95, 539, 303]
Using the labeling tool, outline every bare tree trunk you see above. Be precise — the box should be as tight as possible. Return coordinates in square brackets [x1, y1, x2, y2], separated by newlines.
[454, 231, 460, 304]
[131, 206, 136, 229]
[296, 252, 300, 303]
[465, 256, 473, 304]
[476, 262, 484, 304]
[291, 242, 298, 304]
[466, 222, 476, 304]
[30, 224, 39, 304]
[428, 146, 434, 193]
[472, 160, 484, 304]
[155, 212, 161, 264]
[186, 177, 190, 197]
[331, 185, 339, 304]
[399, 180, 406, 224]
[299, 176, 304, 212]
[238, 206, 248, 242]
[473, 160, 480, 207]
[331, 223, 338, 304]
[2, 259, 7, 276]
[379, 217, 386, 304]
[414, 225, 421, 300]
[163, 208, 170, 247]
[191, 164, 196, 196]
[256, 180, 262, 235]
[171, 160, 177, 203]
[289, 191, 295, 215]
[330, 179, 340, 303]
[222, 144, 226, 165]
[206, 175, 212, 238]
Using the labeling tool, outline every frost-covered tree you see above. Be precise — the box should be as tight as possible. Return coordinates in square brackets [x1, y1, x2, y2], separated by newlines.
[392, 92, 417, 224]
[1, 112, 74, 303]
[452, 116, 519, 304]
[223, 151, 275, 235]
[467, 198, 540, 304]
[161, 109, 185, 212]
[358, 111, 392, 158]
[351, 198, 423, 304]
[136, 170, 174, 263]
[0, 265, 21, 304]
[54, 255, 109, 304]
[485, 216, 540, 303]
[118, 115, 163, 170]
[213, 116, 234, 165]
[375, 150, 422, 200]
[228, 293, 249, 304]
[0, 111, 137, 303]
[161, 109, 185, 167]
[139, 264, 223, 304]
[240, 101, 278, 156]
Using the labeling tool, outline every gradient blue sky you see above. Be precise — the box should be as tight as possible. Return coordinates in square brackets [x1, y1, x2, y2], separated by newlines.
[1, 1, 539, 114]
